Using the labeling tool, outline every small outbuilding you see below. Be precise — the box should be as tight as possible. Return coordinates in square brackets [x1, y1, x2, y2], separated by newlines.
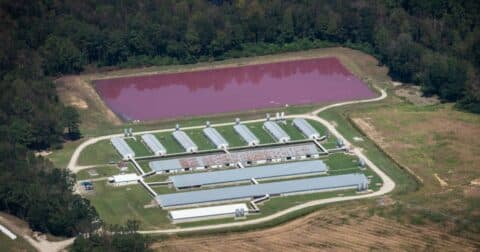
[108, 173, 139, 186]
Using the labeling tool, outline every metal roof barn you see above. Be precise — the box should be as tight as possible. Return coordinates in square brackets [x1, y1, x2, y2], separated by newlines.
[110, 137, 135, 160]
[149, 159, 184, 172]
[203, 127, 229, 149]
[170, 160, 328, 188]
[234, 124, 260, 146]
[172, 130, 198, 152]
[169, 203, 248, 223]
[156, 173, 369, 207]
[263, 121, 290, 143]
[149, 143, 320, 173]
[141, 134, 167, 156]
[108, 173, 139, 183]
[292, 118, 320, 139]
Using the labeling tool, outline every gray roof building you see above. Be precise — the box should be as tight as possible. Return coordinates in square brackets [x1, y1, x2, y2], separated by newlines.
[203, 127, 229, 149]
[292, 118, 320, 139]
[172, 130, 198, 152]
[234, 124, 260, 146]
[156, 173, 369, 207]
[141, 134, 167, 156]
[110, 137, 135, 160]
[263, 121, 290, 143]
[170, 160, 328, 188]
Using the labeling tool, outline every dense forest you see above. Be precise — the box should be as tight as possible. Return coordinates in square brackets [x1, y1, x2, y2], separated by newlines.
[0, 0, 479, 238]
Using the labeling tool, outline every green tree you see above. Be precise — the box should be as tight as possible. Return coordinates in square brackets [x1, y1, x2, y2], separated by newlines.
[41, 36, 84, 74]
[62, 106, 81, 140]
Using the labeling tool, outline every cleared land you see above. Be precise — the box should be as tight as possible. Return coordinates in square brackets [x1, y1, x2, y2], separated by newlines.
[156, 205, 479, 251]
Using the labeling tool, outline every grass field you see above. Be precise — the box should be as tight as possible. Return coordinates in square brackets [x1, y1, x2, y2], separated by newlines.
[78, 139, 119, 166]
[76, 165, 131, 181]
[124, 138, 152, 156]
[84, 182, 174, 229]
[0, 235, 35, 252]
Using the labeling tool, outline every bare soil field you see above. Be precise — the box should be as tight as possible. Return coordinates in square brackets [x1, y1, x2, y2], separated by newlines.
[155, 206, 479, 251]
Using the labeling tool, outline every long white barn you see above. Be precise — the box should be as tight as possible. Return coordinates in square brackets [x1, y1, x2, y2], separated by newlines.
[292, 118, 320, 139]
[141, 134, 167, 156]
[110, 137, 135, 160]
[263, 121, 290, 143]
[234, 124, 260, 146]
[173, 130, 198, 153]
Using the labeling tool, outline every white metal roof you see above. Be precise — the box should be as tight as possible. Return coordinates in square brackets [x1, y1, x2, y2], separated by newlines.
[172, 130, 198, 152]
[169, 203, 248, 220]
[111, 137, 135, 158]
[234, 124, 260, 145]
[111, 173, 139, 183]
[203, 127, 229, 149]
[141, 134, 167, 155]
[293, 118, 320, 139]
[264, 121, 290, 142]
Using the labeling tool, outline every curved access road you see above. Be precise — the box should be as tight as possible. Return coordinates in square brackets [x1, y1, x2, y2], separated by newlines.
[67, 85, 395, 235]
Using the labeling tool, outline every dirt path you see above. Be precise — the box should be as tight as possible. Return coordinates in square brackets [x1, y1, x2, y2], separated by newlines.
[0, 213, 74, 252]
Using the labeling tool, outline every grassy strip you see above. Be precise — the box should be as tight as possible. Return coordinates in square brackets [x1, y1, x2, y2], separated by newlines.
[125, 138, 152, 157]
[76, 165, 130, 181]
[318, 106, 418, 195]
[78, 139, 119, 166]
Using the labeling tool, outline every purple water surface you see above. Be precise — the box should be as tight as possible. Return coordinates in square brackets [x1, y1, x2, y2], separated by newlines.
[94, 57, 375, 121]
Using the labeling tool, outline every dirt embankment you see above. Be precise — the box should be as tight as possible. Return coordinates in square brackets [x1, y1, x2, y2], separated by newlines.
[154, 207, 478, 251]
[55, 76, 122, 129]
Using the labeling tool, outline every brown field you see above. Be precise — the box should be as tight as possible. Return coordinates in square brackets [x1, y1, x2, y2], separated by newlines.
[155, 205, 479, 251]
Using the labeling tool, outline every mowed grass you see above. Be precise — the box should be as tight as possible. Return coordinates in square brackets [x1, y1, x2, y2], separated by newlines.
[277, 120, 306, 140]
[85, 182, 174, 229]
[153, 132, 184, 154]
[76, 165, 132, 180]
[186, 129, 214, 150]
[125, 138, 152, 156]
[78, 139, 120, 165]
[246, 122, 275, 144]
[215, 125, 246, 147]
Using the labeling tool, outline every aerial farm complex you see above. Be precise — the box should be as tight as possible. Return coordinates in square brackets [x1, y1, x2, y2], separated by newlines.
[78, 113, 381, 226]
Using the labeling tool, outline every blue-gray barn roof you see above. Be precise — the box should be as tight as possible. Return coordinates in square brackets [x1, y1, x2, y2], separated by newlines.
[234, 124, 259, 145]
[141, 134, 167, 155]
[203, 127, 228, 148]
[293, 118, 320, 139]
[264, 121, 290, 142]
[156, 173, 368, 207]
[111, 137, 135, 158]
[172, 130, 197, 151]
[170, 160, 328, 188]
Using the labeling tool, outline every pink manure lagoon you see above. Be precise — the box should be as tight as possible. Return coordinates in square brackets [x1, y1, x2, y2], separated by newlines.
[94, 57, 375, 121]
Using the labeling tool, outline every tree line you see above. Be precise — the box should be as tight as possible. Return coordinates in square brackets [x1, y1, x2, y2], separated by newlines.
[0, 0, 479, 241]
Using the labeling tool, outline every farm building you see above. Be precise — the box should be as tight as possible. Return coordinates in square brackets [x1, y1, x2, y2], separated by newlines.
[141, 134, 167, 156]
[234, 124, 260, 146]
[263, 121, 290, 143]
[169, 203, 249, 223]
[292, 118, 320, 139]
[107, 173, 139, 186]
[172, 130, 198, 152]
[170, 160, 328, 189]
[203, 127, 229, 149]
[148, 143, 320, 174]
[110, 137, 135, 160]
[156, 173, 369, 208]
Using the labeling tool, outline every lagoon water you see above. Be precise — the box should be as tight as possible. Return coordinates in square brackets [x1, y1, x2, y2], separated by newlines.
[94, 57, 374, 121]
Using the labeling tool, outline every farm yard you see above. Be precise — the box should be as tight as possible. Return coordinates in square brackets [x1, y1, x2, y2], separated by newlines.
[48, 47, 480, 250]
[76, 114, 382, 229]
